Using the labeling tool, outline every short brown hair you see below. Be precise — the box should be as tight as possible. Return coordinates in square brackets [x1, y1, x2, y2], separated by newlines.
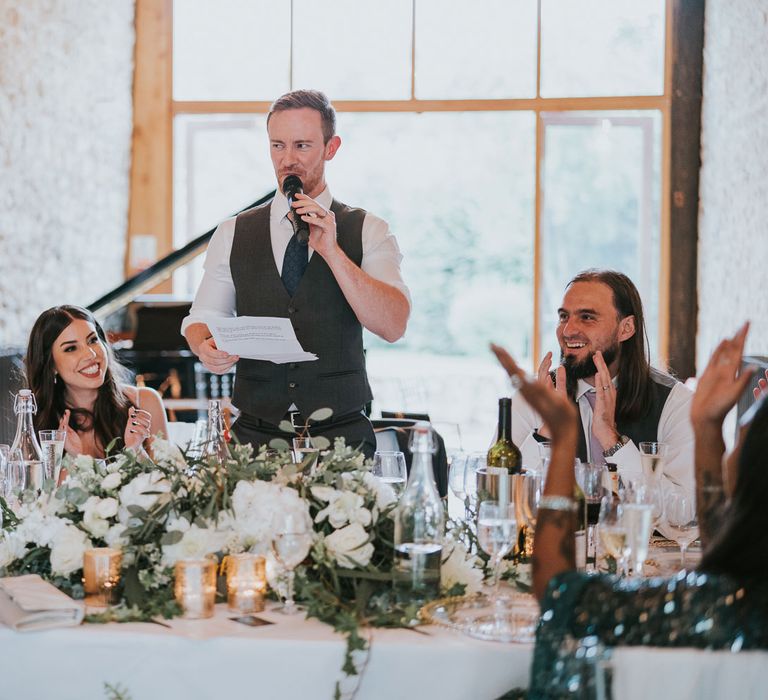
[267, 89, 336, 143]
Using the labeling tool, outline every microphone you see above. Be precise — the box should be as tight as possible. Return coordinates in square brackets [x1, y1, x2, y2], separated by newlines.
[282, 175, 310, 243]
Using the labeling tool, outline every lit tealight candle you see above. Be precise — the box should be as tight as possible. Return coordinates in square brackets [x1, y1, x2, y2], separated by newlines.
[226, 553, 267, 614]
[175, 559, 217, 619]
[83, 548, 122, 608]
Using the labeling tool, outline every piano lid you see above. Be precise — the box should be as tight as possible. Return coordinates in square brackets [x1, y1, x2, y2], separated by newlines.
[88, 189, 276, 323]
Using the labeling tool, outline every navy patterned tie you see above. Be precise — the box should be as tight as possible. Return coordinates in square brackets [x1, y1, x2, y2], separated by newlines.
[281, 232, 309, 297]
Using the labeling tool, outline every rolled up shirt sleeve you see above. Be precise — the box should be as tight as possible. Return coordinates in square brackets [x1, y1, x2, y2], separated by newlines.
[180, 217, 238, 336]
[361, 212, 411, 309]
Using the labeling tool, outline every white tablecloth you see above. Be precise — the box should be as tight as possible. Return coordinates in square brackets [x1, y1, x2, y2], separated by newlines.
[612, 647, 768, 700]
[0, 602, 533, 700]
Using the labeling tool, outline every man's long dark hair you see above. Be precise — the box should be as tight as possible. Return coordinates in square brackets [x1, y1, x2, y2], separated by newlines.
[567, 269, 654, 423]
[25, 305, 132, 454]
[699, 396, 768, 578]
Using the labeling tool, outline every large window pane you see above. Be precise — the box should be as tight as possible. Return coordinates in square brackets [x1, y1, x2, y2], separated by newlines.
[173, 0, 290, 100]
[415, 0, 537, 99]
[541, 0, 665, 97]
[539, 111, 661, 362]
[173, 115, 274, 295]
[333, 111, 536, 449]
[293, 0, 411, 100]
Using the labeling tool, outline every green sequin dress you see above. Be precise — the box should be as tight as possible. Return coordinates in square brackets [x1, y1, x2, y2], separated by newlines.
[529, 570, 768, 699]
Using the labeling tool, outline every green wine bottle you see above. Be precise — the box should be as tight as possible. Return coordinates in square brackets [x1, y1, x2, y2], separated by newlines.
[487, 397, 522, 473]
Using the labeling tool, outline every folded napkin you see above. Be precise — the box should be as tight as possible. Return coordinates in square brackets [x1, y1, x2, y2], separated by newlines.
[0, 574, 84, 632]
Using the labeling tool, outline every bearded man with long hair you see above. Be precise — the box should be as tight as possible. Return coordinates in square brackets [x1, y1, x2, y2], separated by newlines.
[510, 269, 695, 512]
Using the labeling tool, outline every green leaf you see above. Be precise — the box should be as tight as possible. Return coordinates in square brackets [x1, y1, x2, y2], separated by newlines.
[308, 407, 333, 422]
[126, 505, 146, 516]
[160, 530, 184, 546]
[66, 487, 88, 506]
[269, 438, 291, 450]
[312, 436, 331, 450]
[278, 420, 296, 434]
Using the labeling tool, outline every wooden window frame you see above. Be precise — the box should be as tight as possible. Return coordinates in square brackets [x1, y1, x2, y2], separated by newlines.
[128, 0, 704, 376]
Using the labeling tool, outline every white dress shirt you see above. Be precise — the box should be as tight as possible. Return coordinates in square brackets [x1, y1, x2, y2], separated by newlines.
[510, 374, 696, 514]
[181, 187, 411, 334]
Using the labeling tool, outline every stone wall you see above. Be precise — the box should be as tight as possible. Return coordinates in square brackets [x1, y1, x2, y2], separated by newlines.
[0, 0, 135, 347]
[698, 2, 768, 366]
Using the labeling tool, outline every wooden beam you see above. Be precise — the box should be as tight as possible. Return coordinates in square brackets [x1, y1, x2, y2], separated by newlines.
[126, 0, 173, 287]
[667, 0, 705, 379]
[172, 94, 669, 115]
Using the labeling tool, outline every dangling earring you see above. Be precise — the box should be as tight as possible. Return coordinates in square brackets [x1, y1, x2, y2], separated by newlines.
[53, 373, 58, 384]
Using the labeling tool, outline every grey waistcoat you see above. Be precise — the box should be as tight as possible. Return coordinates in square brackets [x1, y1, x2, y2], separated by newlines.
[229, 198, 373, 425]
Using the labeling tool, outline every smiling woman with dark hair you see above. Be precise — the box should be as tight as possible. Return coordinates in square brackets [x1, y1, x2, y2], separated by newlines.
[491, 323, 768, 699]
[25, 305, 168, 459]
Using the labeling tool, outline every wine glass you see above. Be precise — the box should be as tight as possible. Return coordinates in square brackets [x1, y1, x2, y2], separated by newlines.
[447, 450, 469, 517]
[624, 475, 664, 534]
[597, 496, 629, 575]
[477, 500, 517, 601]
[664, 490, 699, 568]
[372, 450, 407, 499]
[463, 452, 486, 517]
[272, 511, 313, 615]
[575, 462, 607, 571]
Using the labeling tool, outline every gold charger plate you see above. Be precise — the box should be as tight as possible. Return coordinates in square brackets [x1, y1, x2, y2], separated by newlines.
[419, 591, 539, 643]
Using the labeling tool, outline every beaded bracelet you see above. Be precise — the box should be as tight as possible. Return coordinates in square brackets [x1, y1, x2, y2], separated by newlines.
[539, 495, 578, 513]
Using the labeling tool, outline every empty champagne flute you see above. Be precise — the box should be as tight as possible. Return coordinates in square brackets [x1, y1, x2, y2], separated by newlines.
[372, 450, 407, 499]
[39, 430, 66, 485]
[272, 511, 313, 615]
[664, 490, 699, 568]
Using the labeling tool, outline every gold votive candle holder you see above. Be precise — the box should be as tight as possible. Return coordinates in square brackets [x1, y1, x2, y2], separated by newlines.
[174, 559, 217, 619]
[83, 548, 122, 608]
[226, 553, 267, 613]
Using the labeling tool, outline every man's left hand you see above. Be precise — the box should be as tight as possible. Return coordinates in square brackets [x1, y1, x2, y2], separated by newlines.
[592, 350, 620, 449]
[292, 193, 339, 259]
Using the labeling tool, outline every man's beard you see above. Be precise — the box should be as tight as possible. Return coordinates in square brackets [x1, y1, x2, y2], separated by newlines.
[561, 343, 619, 381]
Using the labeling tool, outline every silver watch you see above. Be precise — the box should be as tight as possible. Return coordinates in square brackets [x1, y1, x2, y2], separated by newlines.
[602, 435, 630, 459]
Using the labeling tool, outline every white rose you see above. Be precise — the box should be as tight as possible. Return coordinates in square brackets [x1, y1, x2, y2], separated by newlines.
[15, 511, 66, 548]
[0, 533, 27, 569]
[324, 523, 374, 569]
[104, 523, 128, 548]
[50, 526, 92, 576]
[161, 518, 226, 567]
[440, 540, 484, 595]
[315, 490, 372, 529]
[310, 486, 337, 502]
[100, 472, 122, 491]
[231, 481, 311, 551]
[117, 471, 171, 523]
[82, 496, 119, 538]
[361, 472, 397, 511]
